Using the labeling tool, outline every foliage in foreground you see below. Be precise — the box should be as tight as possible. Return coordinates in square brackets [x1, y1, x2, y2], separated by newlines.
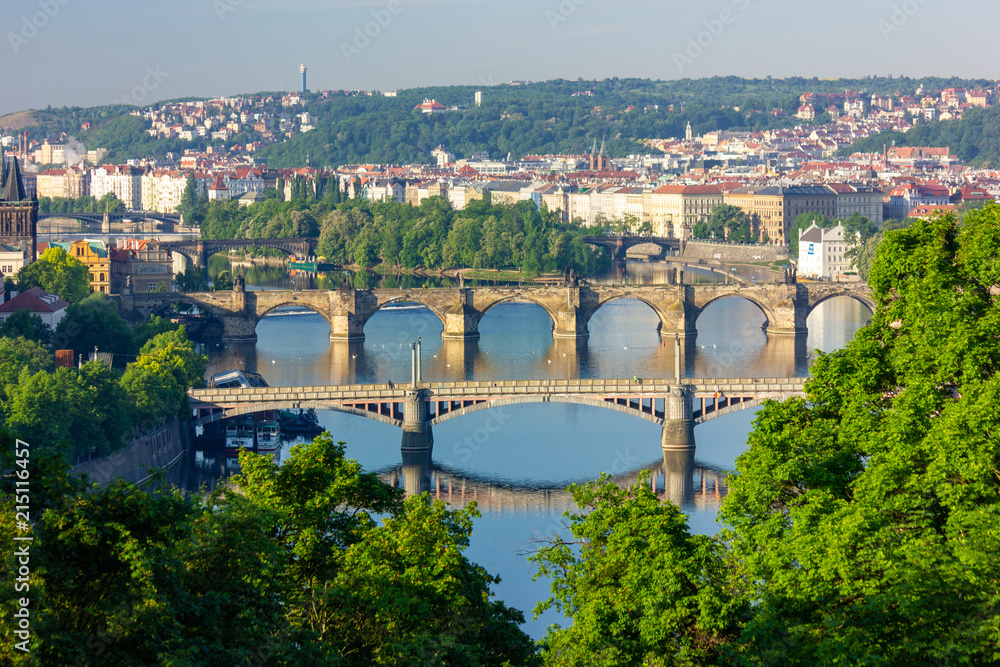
[532, 206, 1000, 665]
[0, 434, 537, 665]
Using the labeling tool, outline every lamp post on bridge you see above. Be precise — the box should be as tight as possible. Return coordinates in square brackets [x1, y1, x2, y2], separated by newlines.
[674, 333, 682, 382]
[410, 342, 417, 388]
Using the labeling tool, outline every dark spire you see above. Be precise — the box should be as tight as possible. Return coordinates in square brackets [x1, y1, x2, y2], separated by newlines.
[591, 138, 597, 156]
[0, 145, 6, 200]
[599, 136, 606, 156]
[4, 157, 27, 202]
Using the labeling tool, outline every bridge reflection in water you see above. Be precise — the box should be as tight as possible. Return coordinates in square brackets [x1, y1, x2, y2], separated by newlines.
[378, 449, 729, 514]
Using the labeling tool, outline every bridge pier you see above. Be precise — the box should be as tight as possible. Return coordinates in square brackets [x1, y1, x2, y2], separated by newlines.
[661, 448, 696, 508]
[441, 289, 481, 339]
[661, 386, 695, 452]
[400, 448, 433, 495]
[553, 286, 592, 338]
[220, 317, 258, 343]
[401, 389, 434, 454]
[329, 289, 378, 342]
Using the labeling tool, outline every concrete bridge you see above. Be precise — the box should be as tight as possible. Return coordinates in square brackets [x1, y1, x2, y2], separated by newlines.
[159, 237, 319, 270]
[376, 454, 732, 515]
[121, 281, 873, 343]
[188, 376, 806, 454]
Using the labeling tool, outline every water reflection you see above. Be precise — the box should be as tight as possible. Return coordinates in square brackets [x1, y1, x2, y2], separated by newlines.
[376, 449, 727, 514]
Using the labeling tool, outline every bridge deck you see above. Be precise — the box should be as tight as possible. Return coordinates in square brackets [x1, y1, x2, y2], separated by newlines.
[189, 377, 807, 406]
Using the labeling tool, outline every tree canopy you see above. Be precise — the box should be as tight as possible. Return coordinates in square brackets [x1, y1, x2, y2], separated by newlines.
[533, 204, 1000, 664]
[15, 247, 90, 304]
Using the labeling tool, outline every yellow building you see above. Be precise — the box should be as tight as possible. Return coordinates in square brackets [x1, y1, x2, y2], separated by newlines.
[69, 239, 111, 294]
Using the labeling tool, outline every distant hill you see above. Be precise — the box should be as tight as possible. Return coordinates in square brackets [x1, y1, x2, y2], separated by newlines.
[4, 76, 996, 166]
[0, 110, 48, 132]
[840, 104, 1000, 167]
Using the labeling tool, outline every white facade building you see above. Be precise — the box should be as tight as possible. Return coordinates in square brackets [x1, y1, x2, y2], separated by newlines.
[798, 223, 855, 280]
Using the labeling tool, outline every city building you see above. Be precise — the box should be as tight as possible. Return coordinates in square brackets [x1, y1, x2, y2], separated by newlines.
[726, 185, 837, 244]
[35, 167, 89, 199]
[111, 239, 174, 293]
[647, 185, 724, 238]
[798, 222, 854, 280]
[0, 287, 68, 328]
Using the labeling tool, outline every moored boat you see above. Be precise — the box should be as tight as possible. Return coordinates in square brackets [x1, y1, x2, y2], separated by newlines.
[225, 415, 256, 452]
[256, 419, 281, 450]
[278, 408, 324, 435]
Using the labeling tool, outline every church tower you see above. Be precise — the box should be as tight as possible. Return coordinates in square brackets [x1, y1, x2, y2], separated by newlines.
[686, 122, 693, 143]
[0, 154, 38, 262]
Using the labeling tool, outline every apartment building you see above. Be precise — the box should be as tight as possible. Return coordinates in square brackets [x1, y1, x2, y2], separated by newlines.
[91, 165, 144, 210]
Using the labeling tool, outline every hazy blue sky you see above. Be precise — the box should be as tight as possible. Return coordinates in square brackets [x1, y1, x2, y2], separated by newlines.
[1, 0, 996, 115]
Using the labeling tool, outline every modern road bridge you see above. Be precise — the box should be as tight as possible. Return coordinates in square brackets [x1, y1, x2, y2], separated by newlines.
[188, 376, 807, 454]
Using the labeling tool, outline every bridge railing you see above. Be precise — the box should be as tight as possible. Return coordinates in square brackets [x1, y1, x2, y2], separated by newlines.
[188, 377, 807, 405]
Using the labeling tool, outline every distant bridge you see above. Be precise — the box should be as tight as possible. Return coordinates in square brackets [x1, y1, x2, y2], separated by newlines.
[158, 238, 319, 269]
[584, 235, 682, 259]
[39, 211, 182, 225]
[120, 281, 874, 342]
[188, 376, 807, 454]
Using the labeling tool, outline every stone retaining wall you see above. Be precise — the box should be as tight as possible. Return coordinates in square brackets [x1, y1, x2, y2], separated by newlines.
[683, 241, 790, 263]
[72, 419, 187, 485]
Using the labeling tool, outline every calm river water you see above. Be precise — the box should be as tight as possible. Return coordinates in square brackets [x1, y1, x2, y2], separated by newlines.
[181, 258, 870, 638]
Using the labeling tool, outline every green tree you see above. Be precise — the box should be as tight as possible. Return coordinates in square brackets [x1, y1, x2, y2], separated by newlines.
[15, 247, 90, 304]
[532, 474, 745, 666]
[174, 266, 208, 292]
[213, 269, 234, 290]
[708, 204, 752, 242]
[718, 206, 1000, 663]
[788, 211, 831, 256]
[5, 362, 131, 458]
[177, 174, 203, 225]
[0, 336, 53, 410]
[0, 309, 52, 345]
[52, 293, 133, 360]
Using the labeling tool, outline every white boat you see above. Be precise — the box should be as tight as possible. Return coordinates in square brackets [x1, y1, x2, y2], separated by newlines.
[225, 415, 255, 451]
[256, 419, 281, 451]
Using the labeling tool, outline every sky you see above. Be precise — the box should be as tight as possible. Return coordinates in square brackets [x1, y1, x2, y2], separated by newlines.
[0, 0, 997, 116]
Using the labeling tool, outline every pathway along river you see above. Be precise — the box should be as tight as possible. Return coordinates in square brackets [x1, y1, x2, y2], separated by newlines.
[178, 257, 871, 638]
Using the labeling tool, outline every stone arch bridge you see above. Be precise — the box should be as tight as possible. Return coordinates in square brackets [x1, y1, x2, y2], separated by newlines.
[584, 235, 682, 259]
[188, 376, 806, 455]
[120, 282, 873, 343]
[158, 238, 319, 270]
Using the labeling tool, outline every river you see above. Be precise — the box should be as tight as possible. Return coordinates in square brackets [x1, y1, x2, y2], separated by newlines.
[176, 257, 870, 638]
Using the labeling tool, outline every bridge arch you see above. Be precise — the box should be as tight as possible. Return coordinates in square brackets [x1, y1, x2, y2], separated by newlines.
[589, 295, 673, 336]
[692, 292, 777, 332]
[195, 400, 402, 429]
[130, 292, 233, 322]
[428, 395, 664, 428]
[258, 301, 333, 326]
[477, 296, 560, 330]
[806, 292, 876, 319]
[372, 296, 450, 330]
